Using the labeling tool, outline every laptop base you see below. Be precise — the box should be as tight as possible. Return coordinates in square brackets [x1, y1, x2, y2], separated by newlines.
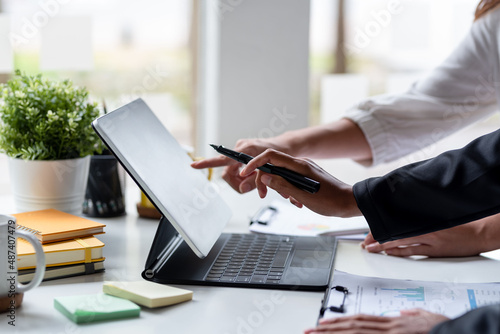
[142, 217, 337, 291]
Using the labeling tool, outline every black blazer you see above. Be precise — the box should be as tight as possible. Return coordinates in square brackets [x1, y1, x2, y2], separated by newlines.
[354, 128, 500, 243]
[353, 128, 500, 333]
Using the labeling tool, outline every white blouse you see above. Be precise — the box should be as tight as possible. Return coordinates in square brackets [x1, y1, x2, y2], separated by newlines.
[344, 7, 500, 166]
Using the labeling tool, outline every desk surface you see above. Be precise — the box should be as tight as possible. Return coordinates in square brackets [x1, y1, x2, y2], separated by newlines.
[1, 183, 500, 334]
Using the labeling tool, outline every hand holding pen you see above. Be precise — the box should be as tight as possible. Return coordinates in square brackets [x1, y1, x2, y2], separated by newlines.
[210, 144, 320, 194]
[238, 148, 360, 217]
[190, 139, 289, 193]
[198, 145, 361, 217]
[191, 144, 360, 217]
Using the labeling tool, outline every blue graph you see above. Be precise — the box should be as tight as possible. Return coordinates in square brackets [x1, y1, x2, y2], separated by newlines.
[381, 286, 425, 302]
[467, 289, 478, 309]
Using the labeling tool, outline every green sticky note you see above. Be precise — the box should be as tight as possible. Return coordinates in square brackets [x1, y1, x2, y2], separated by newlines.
[54, 294, 140, 324]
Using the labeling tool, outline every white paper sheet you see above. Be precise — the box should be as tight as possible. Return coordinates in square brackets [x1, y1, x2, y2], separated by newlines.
[323, 270, 500, 320]
[250, 200, 369, 237]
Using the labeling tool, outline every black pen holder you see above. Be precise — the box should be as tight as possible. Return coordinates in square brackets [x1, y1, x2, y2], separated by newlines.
[83, 154, 126, 217]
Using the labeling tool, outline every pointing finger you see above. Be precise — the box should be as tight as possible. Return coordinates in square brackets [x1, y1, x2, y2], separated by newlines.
[191, 155, 238, 169]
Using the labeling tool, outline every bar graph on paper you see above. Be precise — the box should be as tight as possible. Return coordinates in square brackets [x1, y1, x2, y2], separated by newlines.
[323, 270, 500, 319]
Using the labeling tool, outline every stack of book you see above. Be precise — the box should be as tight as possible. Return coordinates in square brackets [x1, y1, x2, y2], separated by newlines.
[14, 209, 106, 283]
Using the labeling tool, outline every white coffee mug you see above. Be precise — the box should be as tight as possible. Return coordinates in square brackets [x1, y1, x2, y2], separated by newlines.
[1, 214, 45, 296]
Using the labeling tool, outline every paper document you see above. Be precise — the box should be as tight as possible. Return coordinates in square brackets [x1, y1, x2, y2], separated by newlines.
[250, 201, 369, 237]
[322, 270, 500, 320]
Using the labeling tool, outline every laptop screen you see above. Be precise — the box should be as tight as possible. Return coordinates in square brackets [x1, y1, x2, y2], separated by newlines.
[92, 99, 232, 258]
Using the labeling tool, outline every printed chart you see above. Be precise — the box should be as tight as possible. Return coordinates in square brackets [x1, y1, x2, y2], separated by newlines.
[322, 270, 500, 319]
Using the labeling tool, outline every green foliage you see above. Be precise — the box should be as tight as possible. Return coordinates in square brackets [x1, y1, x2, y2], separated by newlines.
[0, 71, 101, 160]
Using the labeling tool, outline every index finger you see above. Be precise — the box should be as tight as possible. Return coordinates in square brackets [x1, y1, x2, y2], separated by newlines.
[240, 149, 309, 177]
[190, 155, 238, 169]
[367, 236, 425, 253]
[361, 233, 376, 248]
[319, 314, 392, 325]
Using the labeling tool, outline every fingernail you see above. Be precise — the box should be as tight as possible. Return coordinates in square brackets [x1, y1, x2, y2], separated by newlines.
[365, 242, 378, 250]
[240, 167, 248, 177]
[261, 174, 271, 186]
[240, 183, 251, 193]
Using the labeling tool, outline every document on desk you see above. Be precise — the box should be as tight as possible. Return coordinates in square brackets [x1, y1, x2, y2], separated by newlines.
[250, 201, 369, 237]
[321, 270, 500, 320]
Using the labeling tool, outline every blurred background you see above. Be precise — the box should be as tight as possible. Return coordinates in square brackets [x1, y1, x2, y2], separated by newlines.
[0, 0, 495, 194]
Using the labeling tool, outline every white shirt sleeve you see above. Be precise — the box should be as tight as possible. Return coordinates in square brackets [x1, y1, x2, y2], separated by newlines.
[344, 9, 500, 166]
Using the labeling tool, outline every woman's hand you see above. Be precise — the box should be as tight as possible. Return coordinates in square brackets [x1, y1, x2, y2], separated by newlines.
[191, 119, 373, 194]
[240, 149, 361, 218]
[191, 138, 291, 194]
[304, 309, 449, 334]
[362, 213, 500, 257]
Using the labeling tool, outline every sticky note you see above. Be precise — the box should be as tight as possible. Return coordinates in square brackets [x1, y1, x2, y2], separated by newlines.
[103, 281, 193, 308]
[54, 294, 140, 324]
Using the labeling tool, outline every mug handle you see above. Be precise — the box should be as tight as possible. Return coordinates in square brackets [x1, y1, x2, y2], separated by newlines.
[15, 230, 45, 293]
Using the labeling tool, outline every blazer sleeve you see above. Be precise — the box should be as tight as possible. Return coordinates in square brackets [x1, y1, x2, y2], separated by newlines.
[430, 305, 500, 334]
[353, 128, 500, 243]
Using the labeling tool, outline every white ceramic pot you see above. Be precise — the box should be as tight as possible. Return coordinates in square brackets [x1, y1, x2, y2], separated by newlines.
[8, 156, 91, 214]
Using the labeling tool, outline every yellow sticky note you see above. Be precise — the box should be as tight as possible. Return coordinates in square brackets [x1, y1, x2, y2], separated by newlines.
[103, 281, 193, 308]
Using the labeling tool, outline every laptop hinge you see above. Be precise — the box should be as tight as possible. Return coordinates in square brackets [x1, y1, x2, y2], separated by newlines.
[144, 233, 183, 279]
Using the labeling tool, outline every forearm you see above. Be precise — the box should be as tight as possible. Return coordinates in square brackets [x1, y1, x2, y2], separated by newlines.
[275, 118, 372, 163]
[476, 213, 500, 253]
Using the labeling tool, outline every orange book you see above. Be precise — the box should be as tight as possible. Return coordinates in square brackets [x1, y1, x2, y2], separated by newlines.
[13, 209, 106, 244]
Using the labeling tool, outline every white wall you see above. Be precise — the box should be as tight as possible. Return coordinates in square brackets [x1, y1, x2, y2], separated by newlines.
[197, 0, 310, 156]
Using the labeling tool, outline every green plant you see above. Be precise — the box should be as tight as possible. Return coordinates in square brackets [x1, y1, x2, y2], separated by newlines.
[0, 71, 101, 160]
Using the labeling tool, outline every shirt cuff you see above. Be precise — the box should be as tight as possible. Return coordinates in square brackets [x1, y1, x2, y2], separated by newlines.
[344, 109, 395, 166]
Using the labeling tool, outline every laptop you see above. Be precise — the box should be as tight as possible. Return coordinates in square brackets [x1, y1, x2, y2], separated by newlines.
[92, 98, 337, 291]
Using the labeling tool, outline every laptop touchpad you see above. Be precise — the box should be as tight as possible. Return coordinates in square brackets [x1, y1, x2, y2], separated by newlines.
[290, 250, 332, 269]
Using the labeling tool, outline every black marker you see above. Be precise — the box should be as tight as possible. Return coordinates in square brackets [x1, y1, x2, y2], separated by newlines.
[210, 144, 320, 194]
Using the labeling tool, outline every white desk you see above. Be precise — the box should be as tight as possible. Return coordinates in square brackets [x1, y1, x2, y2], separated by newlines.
[1, 184, 500, 334]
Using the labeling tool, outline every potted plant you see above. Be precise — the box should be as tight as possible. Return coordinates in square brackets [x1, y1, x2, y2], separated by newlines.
[0, 71, 101, 214]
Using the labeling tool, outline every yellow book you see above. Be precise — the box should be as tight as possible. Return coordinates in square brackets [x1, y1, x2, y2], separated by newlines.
[14, 209, 106, 244]
[103, 281, 193, 308]
[19, 260, 105, 284]
[18, 236, 105, 270]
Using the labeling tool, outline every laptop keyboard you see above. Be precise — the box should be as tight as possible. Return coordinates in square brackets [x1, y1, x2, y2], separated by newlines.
[205, 234, 295, 284]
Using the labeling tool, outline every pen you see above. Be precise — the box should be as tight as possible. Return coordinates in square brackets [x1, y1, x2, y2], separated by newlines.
[210, 144, 320, 194]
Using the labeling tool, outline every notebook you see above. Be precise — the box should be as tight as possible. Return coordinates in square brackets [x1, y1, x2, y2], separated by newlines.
[19, 261, 105, 284]
[103, 281, 193, 308]
[14, 209, 105, 244]
[17, 236, 105, 270]
[92, 99, 337, 291]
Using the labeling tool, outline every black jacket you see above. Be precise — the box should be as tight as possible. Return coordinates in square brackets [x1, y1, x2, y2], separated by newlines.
[354, 128, 500, 244]
[353, 128, 500, 333]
